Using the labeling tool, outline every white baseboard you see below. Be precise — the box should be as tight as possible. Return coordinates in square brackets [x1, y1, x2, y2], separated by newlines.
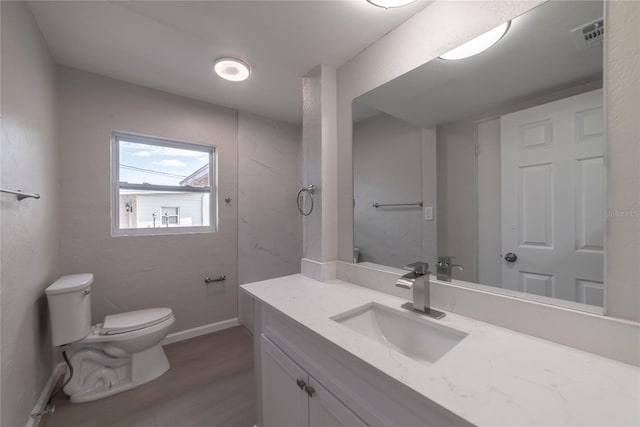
[26, 362, 66, 427]
[162, 318, 239, 346]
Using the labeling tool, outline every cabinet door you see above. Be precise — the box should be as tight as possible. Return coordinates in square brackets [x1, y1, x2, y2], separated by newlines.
[308, 377, 368, 427]
[261, 335, 309, 427]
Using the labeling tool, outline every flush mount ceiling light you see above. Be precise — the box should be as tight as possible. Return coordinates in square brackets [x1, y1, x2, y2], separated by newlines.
[213, 57, 251, 82]
[366, 0, 416, 9]
[439, 22, 510, 60]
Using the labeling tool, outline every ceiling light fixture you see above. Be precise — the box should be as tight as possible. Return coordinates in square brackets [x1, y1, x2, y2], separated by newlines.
[366, 0, 416, 9]
[213, 57, 251, 82]
[439, 22, 510, 60]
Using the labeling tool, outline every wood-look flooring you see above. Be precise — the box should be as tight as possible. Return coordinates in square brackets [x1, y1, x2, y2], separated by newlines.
[42, 326, 256, 427]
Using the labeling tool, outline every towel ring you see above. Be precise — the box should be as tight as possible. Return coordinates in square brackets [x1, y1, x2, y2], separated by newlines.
[297, 185, 317, 216]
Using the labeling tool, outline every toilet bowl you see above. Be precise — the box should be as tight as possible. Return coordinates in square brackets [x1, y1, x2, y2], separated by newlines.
[45, 274, 175, 403]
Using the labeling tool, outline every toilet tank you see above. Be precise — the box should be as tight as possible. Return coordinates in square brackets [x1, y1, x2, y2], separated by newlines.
[45, 273, 93, 346]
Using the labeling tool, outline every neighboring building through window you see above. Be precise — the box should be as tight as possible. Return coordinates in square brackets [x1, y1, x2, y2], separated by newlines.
[112, 132, 216, 235]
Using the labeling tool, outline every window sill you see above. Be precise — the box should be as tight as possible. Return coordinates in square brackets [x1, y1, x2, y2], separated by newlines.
[112, 226, 217, 237]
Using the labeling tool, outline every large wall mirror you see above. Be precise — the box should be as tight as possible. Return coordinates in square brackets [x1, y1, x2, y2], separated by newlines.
[352, 0, 605, 311]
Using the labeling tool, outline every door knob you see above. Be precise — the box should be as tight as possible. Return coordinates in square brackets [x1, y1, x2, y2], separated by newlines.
[504, 252, 518, 263]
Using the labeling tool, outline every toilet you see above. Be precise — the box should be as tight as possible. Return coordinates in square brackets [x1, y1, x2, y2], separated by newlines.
[45, 273, 175, 403]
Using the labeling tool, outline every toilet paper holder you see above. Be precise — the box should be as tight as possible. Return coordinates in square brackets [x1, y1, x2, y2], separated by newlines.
[204, 275, 226, 284]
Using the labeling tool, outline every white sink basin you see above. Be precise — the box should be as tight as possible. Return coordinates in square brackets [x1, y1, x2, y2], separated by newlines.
[332, 303, 467, 365]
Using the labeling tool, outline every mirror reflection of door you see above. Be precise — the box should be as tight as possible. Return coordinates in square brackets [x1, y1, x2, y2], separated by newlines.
[499, 89, 604, 305]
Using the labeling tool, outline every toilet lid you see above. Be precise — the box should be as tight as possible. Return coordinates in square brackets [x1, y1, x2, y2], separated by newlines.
[102, 308, 173, 334]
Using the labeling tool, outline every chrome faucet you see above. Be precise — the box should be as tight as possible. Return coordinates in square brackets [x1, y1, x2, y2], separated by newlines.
[436, 256, 464, 282]
[395, 262, 445, 320]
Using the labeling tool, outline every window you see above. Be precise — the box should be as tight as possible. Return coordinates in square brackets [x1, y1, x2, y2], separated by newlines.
[112, 132, 216, 235]
[161, 207, 180, 225]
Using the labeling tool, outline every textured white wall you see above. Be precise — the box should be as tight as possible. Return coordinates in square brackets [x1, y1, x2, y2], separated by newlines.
[302, 66, 323, 261]
[57, 67, 239, 333]
[320, 65, 338, 263]
[0, 3, 60, 426]
[237, 111, 302, 330]
[302, 65, 338, 262]
[604, 1, 640, 321]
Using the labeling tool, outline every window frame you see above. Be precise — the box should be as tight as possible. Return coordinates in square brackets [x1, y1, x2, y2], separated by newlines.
[111, 132, 217, 236]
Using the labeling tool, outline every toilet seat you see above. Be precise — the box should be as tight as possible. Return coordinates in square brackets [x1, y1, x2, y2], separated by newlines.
[101, 308, 173, 335]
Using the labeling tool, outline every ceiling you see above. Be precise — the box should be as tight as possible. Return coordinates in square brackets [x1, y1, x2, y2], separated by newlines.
[28, 0, 429, 124]
[354, 0, 604, 127]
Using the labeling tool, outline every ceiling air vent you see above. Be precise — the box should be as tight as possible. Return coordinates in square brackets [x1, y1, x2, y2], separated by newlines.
[571, 19, 604, 50]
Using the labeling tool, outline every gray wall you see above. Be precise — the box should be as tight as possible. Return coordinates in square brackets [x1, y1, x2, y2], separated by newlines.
[421, 128, 438, 267]
[237, 111, 302, 330]
[476, 118, 502, 287]
[436, 118, 507, 285]
[351, 112, 502, 282]
[436, 120, 477, 282]
[0, 3, 60, 426]
[57, 67, 239, 333]
[353, 114, 437, 269]
[353, 113, 423, 268]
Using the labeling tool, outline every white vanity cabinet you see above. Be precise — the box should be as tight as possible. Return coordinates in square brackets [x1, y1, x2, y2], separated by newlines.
[254, 301, 471, 427]
[261, 335, 368, 427]
[308, 376, 369, 427]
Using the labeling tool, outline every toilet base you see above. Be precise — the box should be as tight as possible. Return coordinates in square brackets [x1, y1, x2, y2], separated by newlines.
[65, 343, 170, 403]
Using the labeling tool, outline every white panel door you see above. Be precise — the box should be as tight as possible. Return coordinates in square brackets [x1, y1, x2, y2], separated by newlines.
[261, 335, 309, 427]
[308, 377, 368, 427]
[501, 89, 604, 305]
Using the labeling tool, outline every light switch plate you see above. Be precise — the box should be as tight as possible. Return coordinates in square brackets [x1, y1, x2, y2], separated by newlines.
[424, 206, 433, 220]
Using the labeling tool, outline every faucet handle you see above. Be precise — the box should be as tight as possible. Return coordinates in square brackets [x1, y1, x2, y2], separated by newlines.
[403, 262, 429, 275]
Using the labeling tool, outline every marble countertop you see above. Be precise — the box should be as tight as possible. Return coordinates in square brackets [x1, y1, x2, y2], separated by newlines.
[241, 274, 640, 426]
